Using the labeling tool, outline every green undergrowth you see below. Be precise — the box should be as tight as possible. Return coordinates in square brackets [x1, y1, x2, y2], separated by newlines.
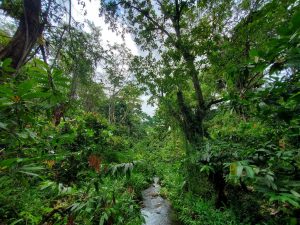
[135, 127, 240, 225]
[158, 160, 239, 225]
[0, 111, 152, 225]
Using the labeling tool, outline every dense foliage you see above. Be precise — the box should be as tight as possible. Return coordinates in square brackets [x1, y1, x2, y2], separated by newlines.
[0, 0, 300, 224]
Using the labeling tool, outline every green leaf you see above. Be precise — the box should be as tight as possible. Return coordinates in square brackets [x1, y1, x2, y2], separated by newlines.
[244, 166, 255, 179]
[22, 91, 51, 100]
[39, 181, 56, 190]
[17, 132, 29, 139]
[20, 164, 44, 171]
[18, 80, 35, 95]
[0, 97, 14, 107]
[200, 165, 214, 175]
[1, 58, 15, 73]
[19, 171, 41, 177]
[0, 122, 8, 130]
[292, 11, 300, 29]
[0, 158, 18, 168]
[25, 129, 37, 139]
[250, 49, 259, 58]
[10, 219, 24, 225]
[236, 164, 244, 177]
[99, 212, 108, 225]
[291, 190, 300, 198]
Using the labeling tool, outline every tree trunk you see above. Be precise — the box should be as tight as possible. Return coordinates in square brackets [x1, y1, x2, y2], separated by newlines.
[174, 45, 206, 144]
[109, 96, 116, 124]
[182, 52, 205, 109]
[176, 50, 207, 144]
[210, 169, 228, 208]
[0, 0, 43, 71]
[176, 90, 204, 144]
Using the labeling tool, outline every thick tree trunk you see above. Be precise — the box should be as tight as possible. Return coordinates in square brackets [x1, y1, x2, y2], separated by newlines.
[176, 50, 206, 144]
[176, 90, 204, 144]
[0, 0, 43, 70]
[173, 43, 207, 144]
[210, 169, 228, 208]
[182, 52, 205, 109]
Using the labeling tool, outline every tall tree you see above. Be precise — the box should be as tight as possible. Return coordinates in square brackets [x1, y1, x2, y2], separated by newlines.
[101, 44, 134, 124]
[207, 0, 298, 117]
[0, 0, 45, 70]
[101, 0, 231, 146]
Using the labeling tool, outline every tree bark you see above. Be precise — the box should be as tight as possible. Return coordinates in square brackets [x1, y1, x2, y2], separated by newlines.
[0, 0, 43, 71]
[182, 51, 205, 109]
[176, 90, 204, 144]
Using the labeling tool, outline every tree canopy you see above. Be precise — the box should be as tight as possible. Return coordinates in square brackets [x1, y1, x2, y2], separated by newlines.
[0, 0, 300, 224]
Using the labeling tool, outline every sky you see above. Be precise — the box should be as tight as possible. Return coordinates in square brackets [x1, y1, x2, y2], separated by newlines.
[71, 0, 156, 116]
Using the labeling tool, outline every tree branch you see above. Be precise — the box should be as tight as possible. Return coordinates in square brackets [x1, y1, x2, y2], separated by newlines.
[206, 98, 225, 109]
[40, 44, 55, 92]
[49, 26, 67, 71]
[119, 0, 176, 44]
[244, 72, 263, 90]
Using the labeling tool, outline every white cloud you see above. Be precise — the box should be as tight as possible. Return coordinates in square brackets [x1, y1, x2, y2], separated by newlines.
[72, 0, 138, 55]
[140, 94, 156, 117]
[72, 0, 156, 116]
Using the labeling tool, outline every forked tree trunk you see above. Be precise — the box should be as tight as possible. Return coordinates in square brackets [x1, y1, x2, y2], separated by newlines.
[0, 0, 43, 71]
